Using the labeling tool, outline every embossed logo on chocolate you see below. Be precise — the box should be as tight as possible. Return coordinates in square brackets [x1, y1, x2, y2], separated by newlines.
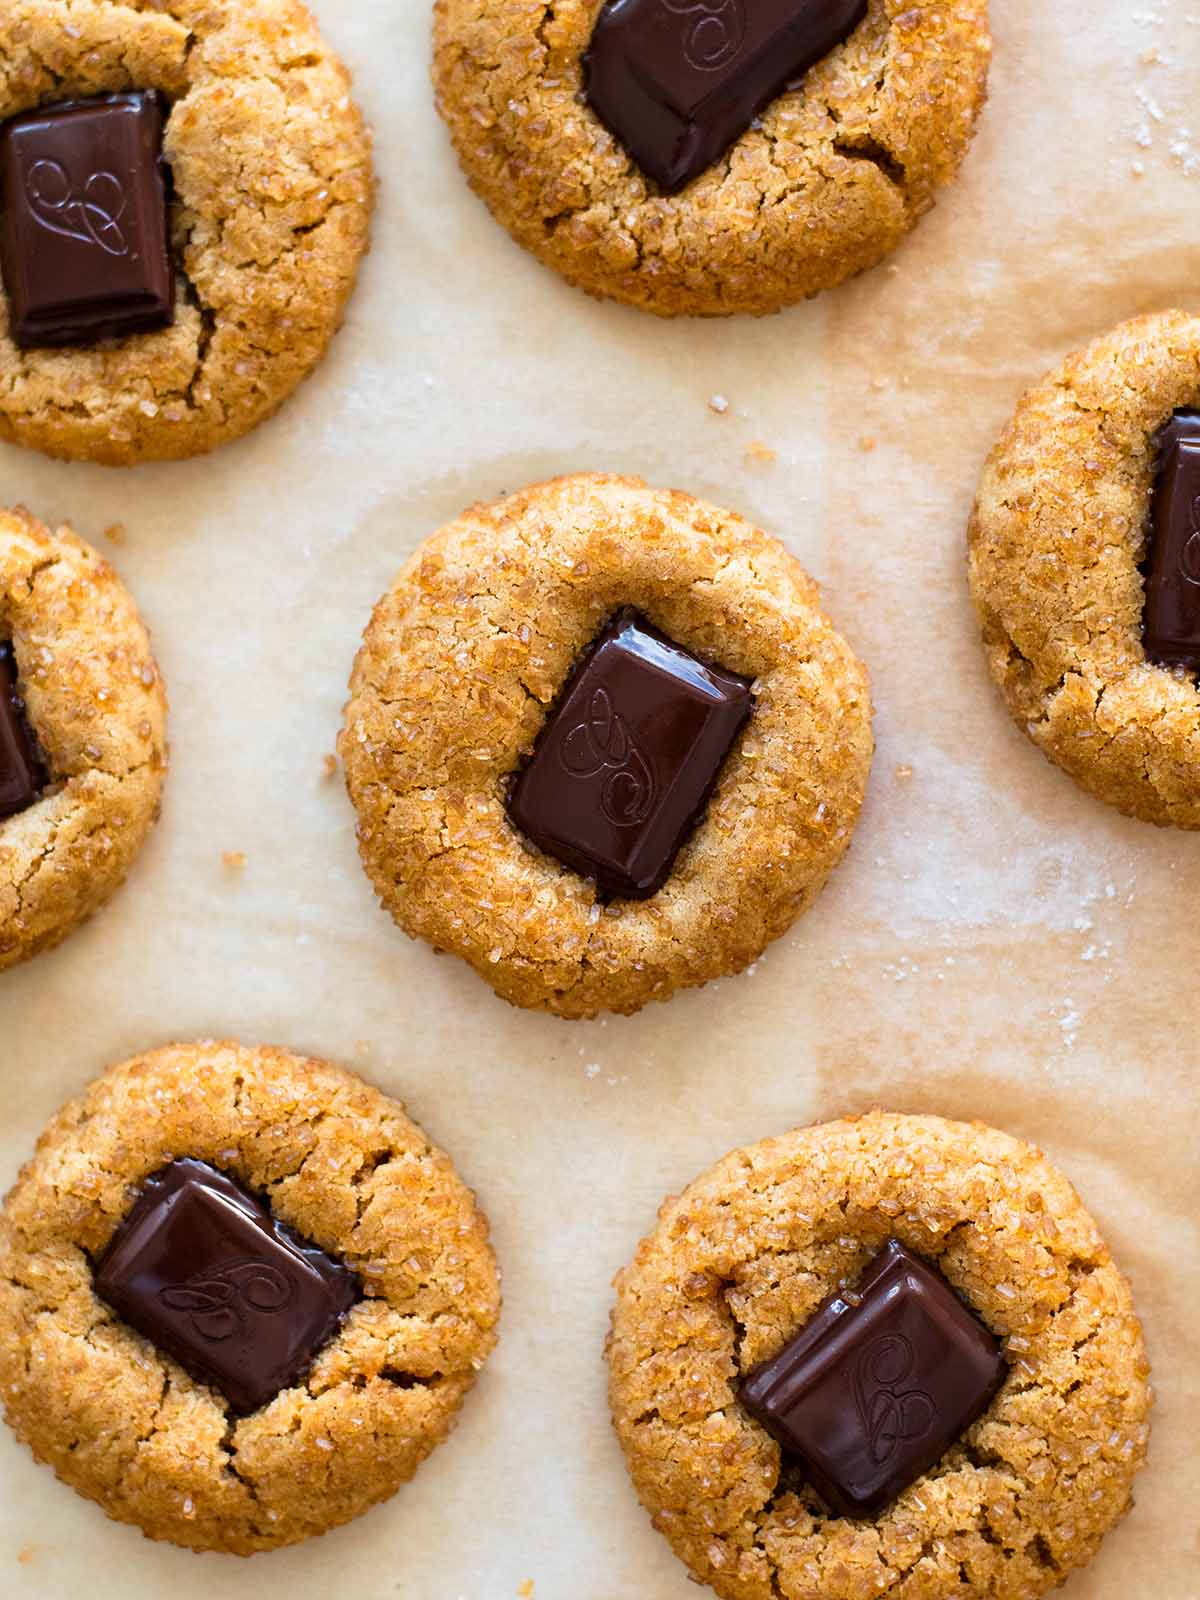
[25, 159, 130, 257]
[159, 1259, 295, 1343]
[1180, 500, 1200, 586]
[559, 686, 658, 826]
[852, 1333, 936, 1466]
[662, 0, 746, 71]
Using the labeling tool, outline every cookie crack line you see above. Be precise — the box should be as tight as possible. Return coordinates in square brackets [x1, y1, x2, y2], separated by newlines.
[831, 134, 909, 196]
[40, 4, 338, 95]
[6, 759, 163, 922]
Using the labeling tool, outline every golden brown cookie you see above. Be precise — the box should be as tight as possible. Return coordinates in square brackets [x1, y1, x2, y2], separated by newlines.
[969, 310, 1200, 826]
[0, 506, 167, 972]
[0, 0, 373, 466]
[432, 0, 991, 317]
[0, 1042, 502, 1555]
[340, 473, 874, 1018]
[607, 1111, 1151, 1600]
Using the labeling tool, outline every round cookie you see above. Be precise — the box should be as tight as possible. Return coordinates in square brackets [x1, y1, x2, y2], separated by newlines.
[969, 310, 1200, 826]
[607, 1111, 1151, 1600]
[0, 1041, 501, 1555]
[340, 473, 874, 1019]
[1, 506, 167, 972]
[432, 0, 991, 317]
[0, 0, 373, 465]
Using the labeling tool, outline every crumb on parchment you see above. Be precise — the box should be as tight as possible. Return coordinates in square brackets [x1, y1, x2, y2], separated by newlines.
[744, 440, 776, 465]
[222, 851, 247, 871]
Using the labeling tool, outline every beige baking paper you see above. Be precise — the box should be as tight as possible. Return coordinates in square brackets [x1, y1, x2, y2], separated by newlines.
[1, 2, 1197, 1597]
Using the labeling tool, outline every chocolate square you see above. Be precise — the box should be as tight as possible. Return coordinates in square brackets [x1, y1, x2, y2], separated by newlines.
[0, 641, 48, 819]
[584, 0, 867, 193]
[506, 608, 753, 899]
[1143, 409, 1200, 669]
[0, 92, 175, 349]
[94, 1160, 358, 1416]
[740, 1240, 1006, 1518]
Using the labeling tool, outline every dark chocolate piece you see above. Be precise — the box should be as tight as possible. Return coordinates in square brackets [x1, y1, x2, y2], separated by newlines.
[1143, 409, 1200, 670]
[0, 641, 48, 819]
[0, 92, 174, 349]
[507, 608, 752, 899]
[584, 0, 867, 193]
[741, 1239, 1006, 1518]
[94, 1159, 358, 1416]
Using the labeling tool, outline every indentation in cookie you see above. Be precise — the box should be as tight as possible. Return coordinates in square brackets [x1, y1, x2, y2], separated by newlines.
[94, 1159, 359, 1417]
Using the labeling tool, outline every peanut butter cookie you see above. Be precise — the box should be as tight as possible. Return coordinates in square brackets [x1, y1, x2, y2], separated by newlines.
[340, 473, 873, 1018]
[608, 1111, 1151, 1600]
[969, 310, 1200, 826]
[432, 0, 990, 316]
[0, 1042, 501, 1555]
[0, 0, 373, 465]
[0, 506, 167, 972]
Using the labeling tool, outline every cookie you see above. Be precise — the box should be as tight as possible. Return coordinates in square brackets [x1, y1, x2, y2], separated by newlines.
[969, 310, 1200, 826]
[607, 1111, 1151, 1600]
[0, 1042, 501, 1555]
[432, 0, 991, 317]
[0, 0, 373, 466]
[340, 473, 873, 1018]
[0, 506, 167, 972]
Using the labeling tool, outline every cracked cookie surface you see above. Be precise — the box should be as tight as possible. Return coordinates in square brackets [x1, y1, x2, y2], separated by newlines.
[969, 310, 1200, 826]
[607, 1111, 1151, 1600]
[0, 0, 373, 465]
[0, 506, 167, 971]
[0, 1041, 501, 1555]
[432, 0, 990, 317]
[340, 473, 874, 1019]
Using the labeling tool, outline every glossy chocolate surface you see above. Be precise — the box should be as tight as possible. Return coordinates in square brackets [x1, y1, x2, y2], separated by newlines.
[0, 92, 174, 349]
[741, 1240, 1006, 1518]
[0, 641, 48, 819]
[584, 0, 867, 193]
[1144, 409, 1200, 669]
[94, 1159, 358, 1416]
[507, 608, 753, 899]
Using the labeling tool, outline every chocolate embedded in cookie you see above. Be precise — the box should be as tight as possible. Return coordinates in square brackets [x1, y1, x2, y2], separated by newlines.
[0, 93, 174, 349]
[741, 1238, 1006, 1518]
[342, 474, 873, 1017]
[434, 0, 990, 317]
[585, 0, 867, 193]
[0, 1043, 500, 1554]
[1143, 409, 1200, 669]
[0, 507, 167, 972]
[0, 641, 48, 819]
[607, 1111, 1152, 1600]
[507, 608, 753, 899]
[95, 1159, 358, 1416]
[967, 311, 1200, 827]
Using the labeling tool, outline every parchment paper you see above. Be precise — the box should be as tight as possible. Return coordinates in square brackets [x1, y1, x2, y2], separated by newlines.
[1, 3, 1197, 1596]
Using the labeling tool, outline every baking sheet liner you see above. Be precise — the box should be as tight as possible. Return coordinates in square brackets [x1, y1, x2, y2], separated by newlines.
[1, 2, 1197, 1596]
